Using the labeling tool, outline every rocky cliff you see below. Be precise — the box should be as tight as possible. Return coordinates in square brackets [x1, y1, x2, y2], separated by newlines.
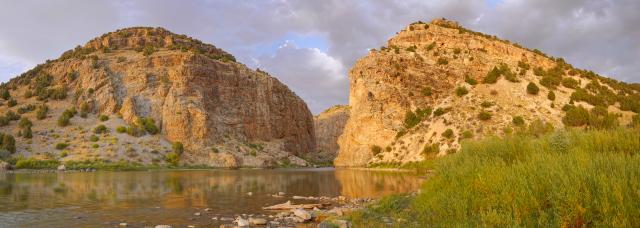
[311, 105, 349, 163]
[335, 19, 640, 167]
[0, 27, 315, 168]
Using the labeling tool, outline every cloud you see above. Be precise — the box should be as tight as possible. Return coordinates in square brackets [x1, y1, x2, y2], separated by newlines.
[0, 0, 638, 114]
[256, 41, 348, 114]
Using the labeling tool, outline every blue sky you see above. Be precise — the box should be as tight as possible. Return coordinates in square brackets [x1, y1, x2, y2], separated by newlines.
[1, 0, 638, 113]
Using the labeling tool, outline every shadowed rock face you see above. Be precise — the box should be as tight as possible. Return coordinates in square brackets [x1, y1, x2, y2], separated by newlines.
[335, 19, 639, 167]
[312, 105, 349, 163]
[5, 27, 315, 167]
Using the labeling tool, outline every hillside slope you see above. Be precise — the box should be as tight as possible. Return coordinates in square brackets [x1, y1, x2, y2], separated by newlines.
[0, 27, 315, 168]
[336, 19, 640, 167]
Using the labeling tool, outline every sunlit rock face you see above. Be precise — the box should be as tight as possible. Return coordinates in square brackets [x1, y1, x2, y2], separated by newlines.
[336, 19, 639, 167]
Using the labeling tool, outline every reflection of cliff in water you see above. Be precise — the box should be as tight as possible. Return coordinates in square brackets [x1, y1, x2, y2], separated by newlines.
[0, 169, 423, 213]
[334, 169, 424, 198]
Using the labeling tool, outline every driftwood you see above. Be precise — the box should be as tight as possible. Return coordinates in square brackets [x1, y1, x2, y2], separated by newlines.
[262, 200, 328, 210]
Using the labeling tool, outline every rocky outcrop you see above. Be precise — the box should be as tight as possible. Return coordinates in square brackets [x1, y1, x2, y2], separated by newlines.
[335, 19, 640, 167]
[311, 105, 349, 163]
[3, 27, 315, 167]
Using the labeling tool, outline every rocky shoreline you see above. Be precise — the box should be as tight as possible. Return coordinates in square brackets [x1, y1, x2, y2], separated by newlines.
[214, 193, 369, 228]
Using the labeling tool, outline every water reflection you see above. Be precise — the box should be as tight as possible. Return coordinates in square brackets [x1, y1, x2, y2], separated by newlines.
[0, 168, 423, 227]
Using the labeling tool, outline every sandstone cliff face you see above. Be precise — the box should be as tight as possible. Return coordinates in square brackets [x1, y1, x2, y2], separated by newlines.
[336, 19, 639, 167]
[2, 27, 315, 167]
[312, 105, 349, 163]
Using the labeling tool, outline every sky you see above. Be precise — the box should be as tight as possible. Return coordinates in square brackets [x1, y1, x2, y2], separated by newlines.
[0, 0, 638, 114]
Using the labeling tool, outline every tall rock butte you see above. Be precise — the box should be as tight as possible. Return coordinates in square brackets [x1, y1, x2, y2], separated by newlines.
[335, 19, 640, 167]
[1, 27, 315, 168]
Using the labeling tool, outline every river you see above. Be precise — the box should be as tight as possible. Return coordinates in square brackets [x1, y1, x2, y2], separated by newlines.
[0, 168, 424, 227]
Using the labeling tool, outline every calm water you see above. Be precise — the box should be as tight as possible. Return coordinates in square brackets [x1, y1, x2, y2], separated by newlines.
[0, 168, 423, 227]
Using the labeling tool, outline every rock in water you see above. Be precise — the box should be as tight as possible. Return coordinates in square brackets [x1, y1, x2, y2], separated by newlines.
[57, 165, 66, 171]
[292, 209, 311, 221]
[235, 217, 250, 227]
[0, 161, 10, 171]
[248, 217, 267, 225]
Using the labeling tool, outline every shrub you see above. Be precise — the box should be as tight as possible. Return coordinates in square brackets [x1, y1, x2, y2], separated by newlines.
[422, 87, 433, 96]
[547, 91, 556, 101]
[562, 105, 590, 127]
[98, 114, 109, 121]
[172, 142, 184, 156]
[137, 117, 159, 134]
[0, 133, 16, 153]
[142, 45, 155, 56]
[526, 82, 539, 95]
[461, 130, 474, 139]
[478, 111, 492, 120]
[80, 102, 89, 117]
[15, 158, 60, 169]
[93, 125, 108, 134]
[480, 101, 493, 108]
[57, 114, 71, 127]
[483, 67, 501, 84]
[0, 117, 8, 127]
[371, 145, 382, 156]
[404, 110, 421, 129]
[5, 110, 20, 121]
[7, 98, 17, 107]
[55, 143, 69, 150]
[23, 90, 33, 98]
[36, 104, 49, 119]
[406, 45, 416, 52]
[165, 152, 180, 166]
[60, 151, 68, 157]
[18, 117, 32, 129]
[455, 86, 468, 97]
[464, 75, 477, 85]
[116, 126, 127, 133]
[512, 116, 525, 126]
[17, 104, 35, 114]
[0, 89, 10, 100]
[437, 58, 448, 65]
[89, 135, 99, 142]
[20, 126, 32, 139]
[421, 143, 440, 159]
[441, 129, 454, 139]
[425, 42, 436, 51]
[453, 48, 461, 54]
[211, 147, 219, 153]
[126, 126, 145, 137]
[561, 77, 579, 89]
[631, 115, 640, 128]
[433, 107, 449, 117]
[92, 144, 99, 148]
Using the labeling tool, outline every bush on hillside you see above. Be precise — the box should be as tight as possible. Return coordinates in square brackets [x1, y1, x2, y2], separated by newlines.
[455, 86, 468, 97]
[526, 82, 539, 95]
[172, 142, 184, 156]
[478, 111, 492, 120]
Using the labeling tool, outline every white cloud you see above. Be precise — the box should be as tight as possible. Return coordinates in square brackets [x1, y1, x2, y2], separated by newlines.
[257, 41, 347, 114]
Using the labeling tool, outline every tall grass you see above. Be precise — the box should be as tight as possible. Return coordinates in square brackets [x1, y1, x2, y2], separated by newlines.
[349, 128, 640, 227]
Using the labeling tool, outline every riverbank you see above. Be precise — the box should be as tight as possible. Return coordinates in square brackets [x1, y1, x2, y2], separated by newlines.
[342, 128, 640, 227]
